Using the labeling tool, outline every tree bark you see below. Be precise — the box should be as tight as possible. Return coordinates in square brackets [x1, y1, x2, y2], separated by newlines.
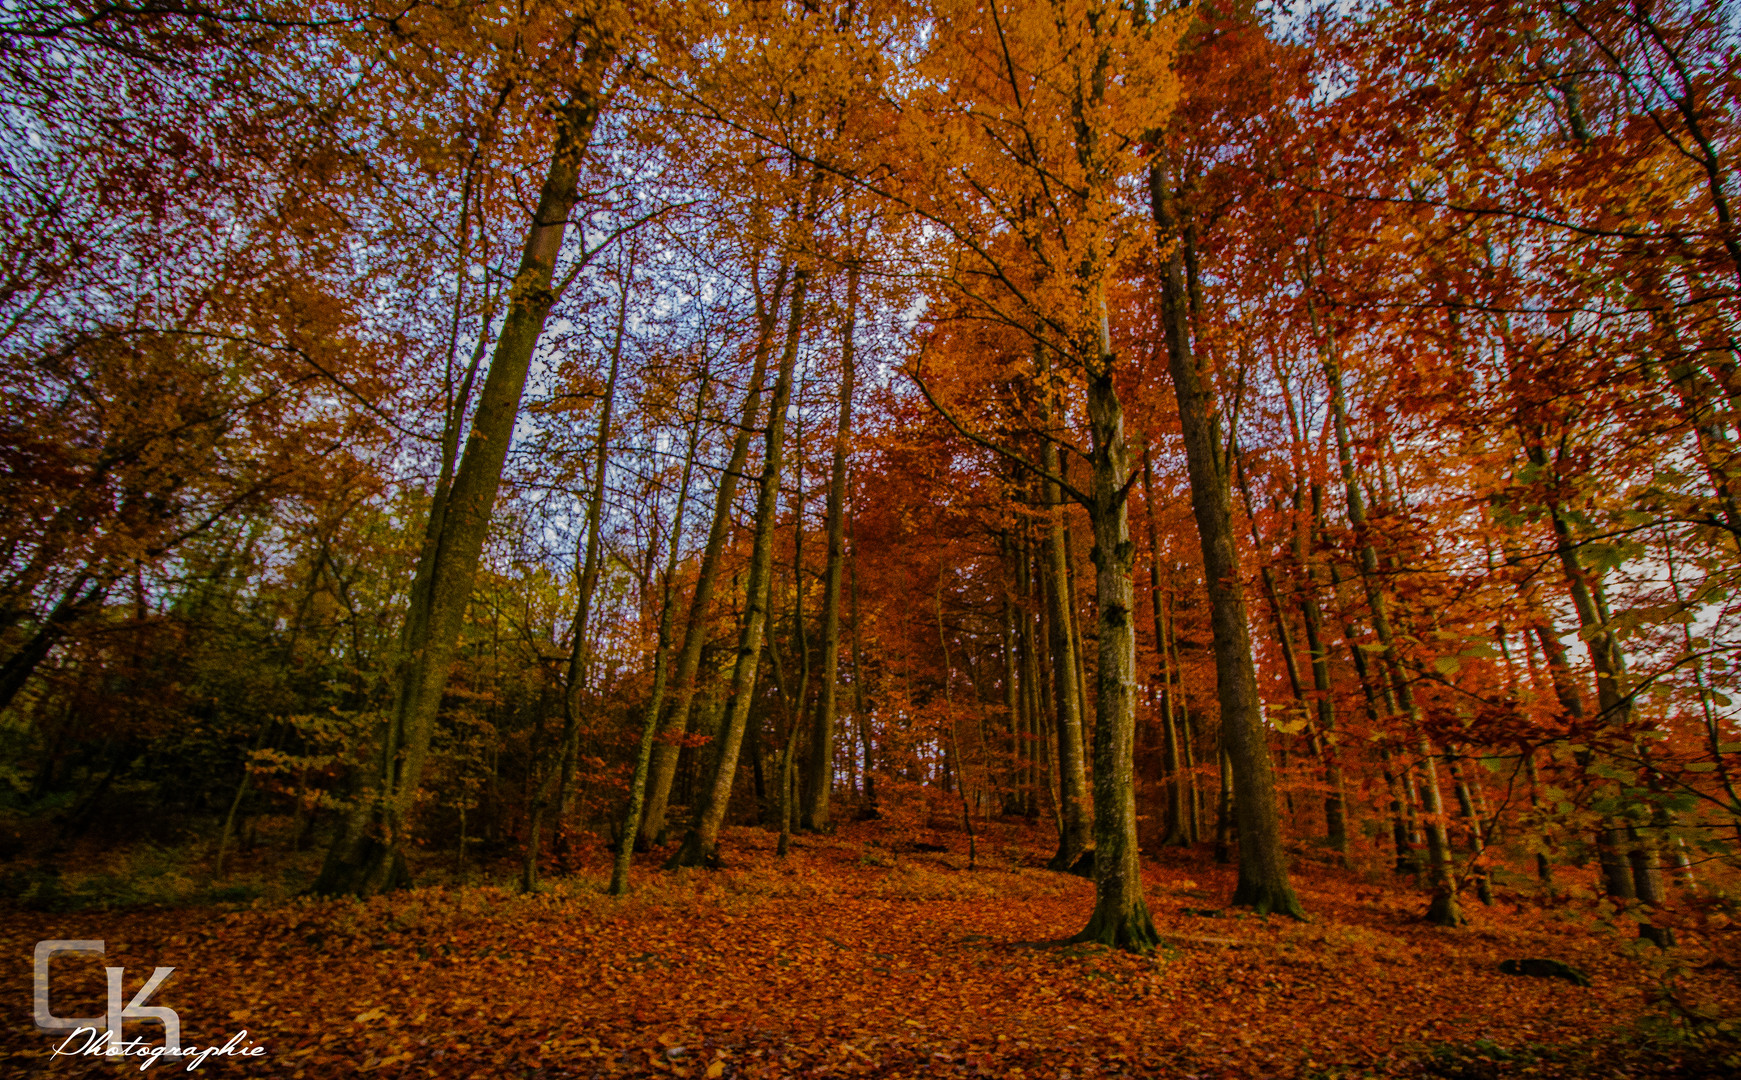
[315, 65, 609, 897]
[1320, 340, 1460, 925]
[1150, 153, 1301, 917]
[668, 268, 808, 868]
[639, 262, 790, 847]
[802, 262, 858, 831]
[610, 362, 711, 893]
[1141, 444, 1189, 847]
[1070, 357, 1157, 950]
[1039, 372, 1092, 870]
[529, 254, 629, 887]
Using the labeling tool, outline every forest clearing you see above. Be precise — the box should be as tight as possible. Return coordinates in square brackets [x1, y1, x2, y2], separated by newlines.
[3, 0, 1740, 1077]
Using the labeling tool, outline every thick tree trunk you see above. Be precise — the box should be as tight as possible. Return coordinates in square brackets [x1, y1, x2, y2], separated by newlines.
[1070, 359, 1157, 951]
[1150, 155, 1302, 918]
[668, 269, 807, 868]
[639, 262, 790, 847]
[315, 69, 608, 897]
[802, 263, 858, 831]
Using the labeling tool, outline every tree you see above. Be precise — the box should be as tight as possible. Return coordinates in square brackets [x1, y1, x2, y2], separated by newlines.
[315, 10, 621, 896]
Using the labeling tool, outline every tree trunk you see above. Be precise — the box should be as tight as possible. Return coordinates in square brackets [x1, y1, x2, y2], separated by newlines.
[1234, 453, 1327, 848]
[1214, 743, 1234, 865]
[531, 255, 629, 886]
[1141, 444, 1189, 847]
[849, 501, 876, 810]
[1040, 375, 1092, 870]
[610, 361, 710, 893]
[1451, 755, 1494, 905]
[1070, 356, 1157, 951]
[936, 572, 978, 867]
[775, 413, 811, 857]
[1292, 538, 1350, 859]
[638, 262, 790, 847]
[802, 262, 858, 831]
[315, 67, 609, 897]
[1321, 339, 1460, 926]
[1000, 547, 1025, 814]
[1019, 537, 1045, 819]
[1524, 440, 1670, 943]
[1150, 153, 1301, 917]
[668, 269, 807, 867]
[1173, 612, 1201, 843]
[0, 577, 107, 714]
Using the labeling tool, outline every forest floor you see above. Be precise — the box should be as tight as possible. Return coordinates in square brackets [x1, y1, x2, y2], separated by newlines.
[2, 817, 1739, 1079]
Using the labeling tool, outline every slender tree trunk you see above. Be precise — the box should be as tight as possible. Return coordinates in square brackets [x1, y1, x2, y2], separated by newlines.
[668, 269, 807, 867]
[775, 412, 811, 857]
[936, 573, 978, 867]
[1214, 743, 1234, 865]
[639, 262, 790, 847]
[1321, 338, 1459, 925]
[1524, 440, 1671, 943]
[1062, 510, 1093, 755]
[530, 257, 629, 886]
[315, 66, 609, 897]
[1040, 374, 1092, 870]
[0, 577, 107, 713]
[849, 501, 875, 810]
[1451, 755, 1494, 904]
[1525, 749, 1554, 884]
[802, 263, 858, 831]
[766, 578, 803, 858]
[1663, 531, 1741, 837]
[610, 362, 711, 893]
[1150, 153, 1301, 917]
[1291, 522, 1350, 859]
[1171, 603, 1201, 843]
[1019, 537, 1045, 820]
[214, 725, 269, 878]
[1235, 453, 1329, 848]
[1142, 444, 1189, 847]
[1001, 548, 1024, 814]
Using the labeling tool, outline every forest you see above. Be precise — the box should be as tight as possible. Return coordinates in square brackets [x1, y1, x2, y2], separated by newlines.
[1, 0, 1739, 1076]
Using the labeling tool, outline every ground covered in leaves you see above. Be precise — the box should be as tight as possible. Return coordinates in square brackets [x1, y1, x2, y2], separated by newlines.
[3, 821, 1738, 1079]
